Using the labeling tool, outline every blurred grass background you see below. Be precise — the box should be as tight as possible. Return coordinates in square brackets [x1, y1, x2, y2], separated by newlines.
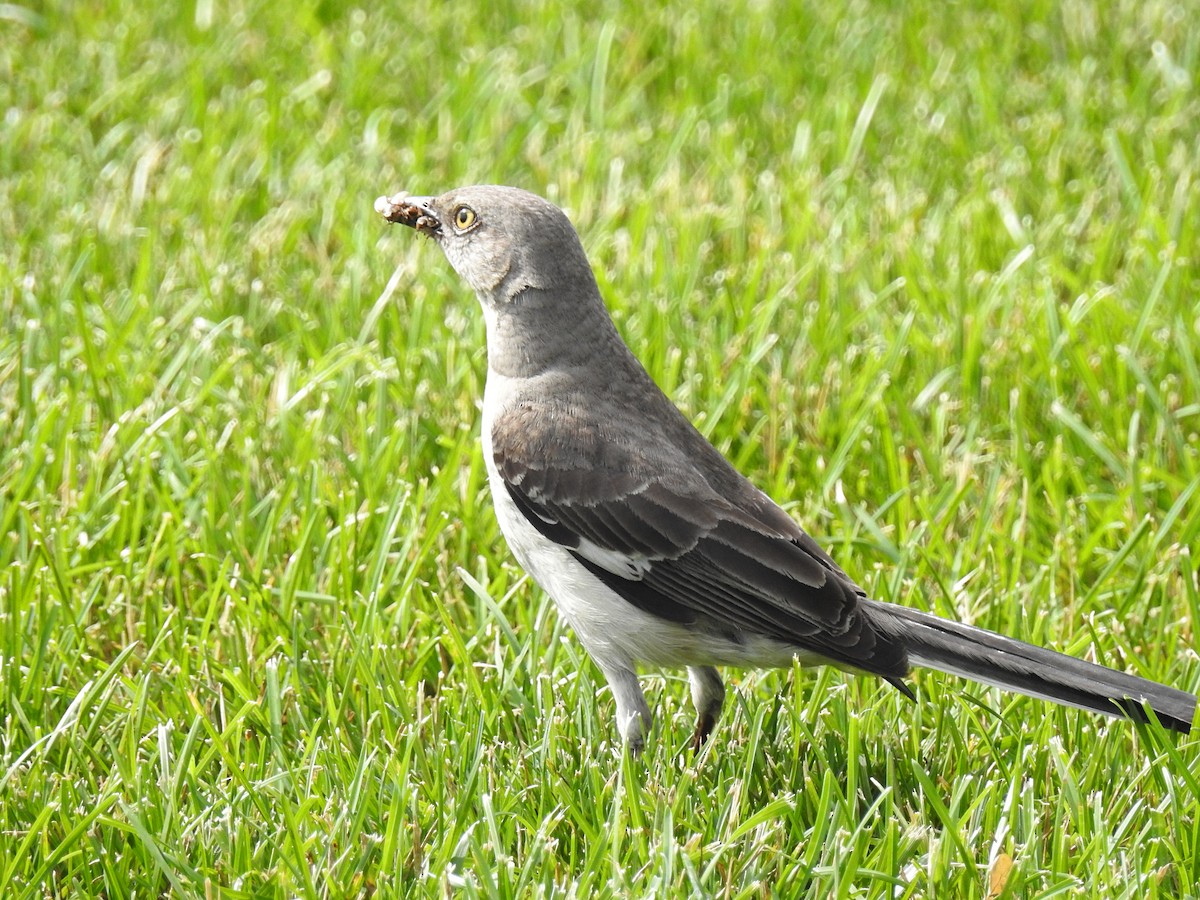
[1, 0, 1198, 896]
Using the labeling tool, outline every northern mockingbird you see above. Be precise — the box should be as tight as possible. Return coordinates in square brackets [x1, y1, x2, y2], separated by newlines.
[375, 184, 1196, 750]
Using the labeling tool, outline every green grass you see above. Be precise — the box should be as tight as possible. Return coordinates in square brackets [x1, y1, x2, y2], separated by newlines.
[2, 0, 1199, 896]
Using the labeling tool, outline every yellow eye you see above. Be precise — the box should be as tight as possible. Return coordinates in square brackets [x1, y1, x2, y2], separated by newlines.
[453, 206, 477, 230]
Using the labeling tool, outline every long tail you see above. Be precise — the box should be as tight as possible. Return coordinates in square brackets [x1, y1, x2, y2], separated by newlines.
[865, 600, 1196, 733]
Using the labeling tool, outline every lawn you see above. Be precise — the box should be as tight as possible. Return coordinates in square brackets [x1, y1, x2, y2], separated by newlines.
[2, 0, 1199, 896]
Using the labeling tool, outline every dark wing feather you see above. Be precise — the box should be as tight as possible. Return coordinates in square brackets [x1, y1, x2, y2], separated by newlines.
[496, 455, 909, 679]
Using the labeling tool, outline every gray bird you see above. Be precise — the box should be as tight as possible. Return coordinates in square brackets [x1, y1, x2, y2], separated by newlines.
[375, 184, 1196, 750]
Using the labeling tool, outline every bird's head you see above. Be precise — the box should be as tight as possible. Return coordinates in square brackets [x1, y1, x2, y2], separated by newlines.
[375, 185, 593, 305]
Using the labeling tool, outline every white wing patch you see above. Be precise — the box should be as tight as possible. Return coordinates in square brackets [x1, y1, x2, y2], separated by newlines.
[574, 537, 652, 581]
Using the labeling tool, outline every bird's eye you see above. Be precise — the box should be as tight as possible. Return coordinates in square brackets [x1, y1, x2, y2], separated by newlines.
[453, 206, 477, 230]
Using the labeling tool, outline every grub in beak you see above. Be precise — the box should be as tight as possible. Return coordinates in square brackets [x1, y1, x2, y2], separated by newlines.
[374, 192, 441, 235]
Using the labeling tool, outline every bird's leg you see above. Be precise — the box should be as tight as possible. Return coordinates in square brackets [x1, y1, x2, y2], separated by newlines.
[688, 665, 725, 752]
[600, 664, 653, 753]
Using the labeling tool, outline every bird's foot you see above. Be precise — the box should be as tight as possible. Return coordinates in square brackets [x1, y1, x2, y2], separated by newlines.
[691, 713, 716, 753]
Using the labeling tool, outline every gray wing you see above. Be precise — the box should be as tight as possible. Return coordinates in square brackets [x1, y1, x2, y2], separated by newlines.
[495, 442, 910, 680]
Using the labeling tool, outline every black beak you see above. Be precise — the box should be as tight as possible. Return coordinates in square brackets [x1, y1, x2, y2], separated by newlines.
[374, 193, 441, 235]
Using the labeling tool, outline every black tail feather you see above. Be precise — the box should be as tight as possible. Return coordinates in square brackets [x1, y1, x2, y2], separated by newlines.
[866, 600, 1196, 734]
